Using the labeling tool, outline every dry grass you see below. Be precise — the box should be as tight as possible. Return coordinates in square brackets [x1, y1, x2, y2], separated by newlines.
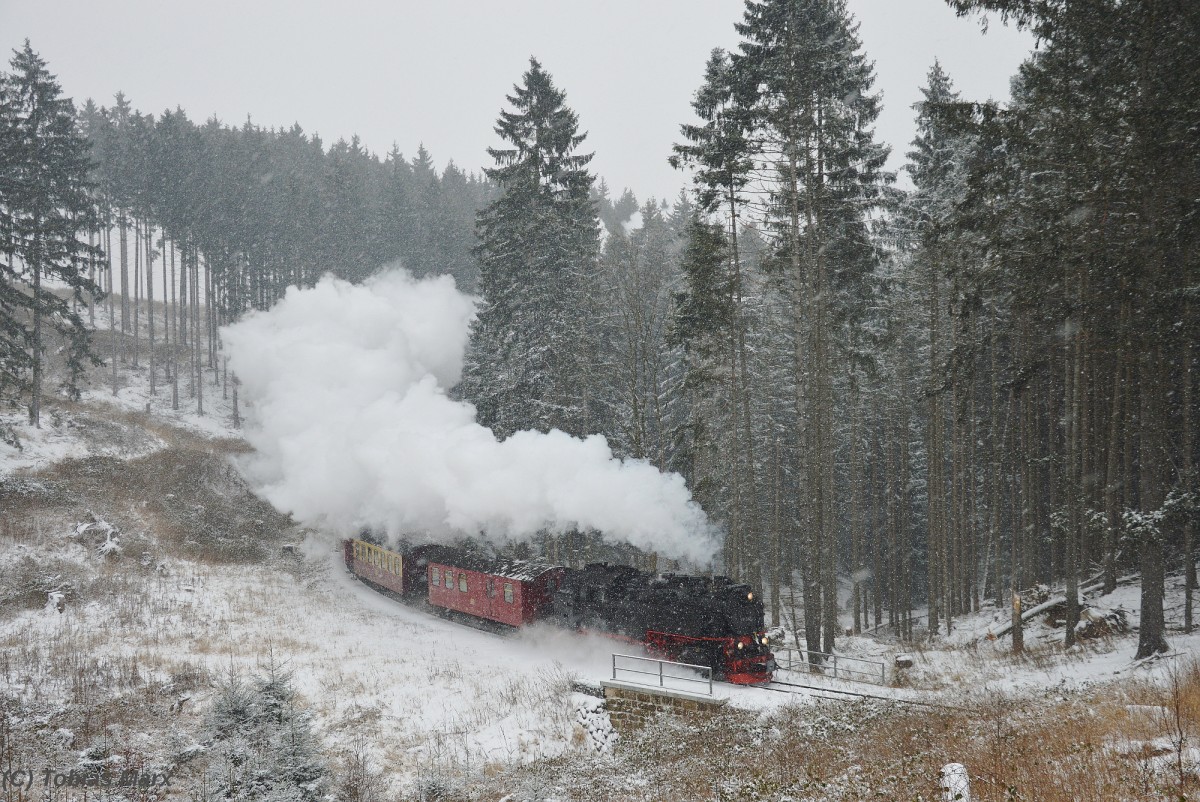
[0, 402, 304, 797]
[2, 435, 293, 570]
[459, 662, 1200, 802]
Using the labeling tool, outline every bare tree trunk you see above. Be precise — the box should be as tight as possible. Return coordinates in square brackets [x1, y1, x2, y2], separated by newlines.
[107, 220, 117, 395]
[1012, 383, 1027, 656]
[726, 185, 759, 590]
[871, 427, 883, 630]
[927, 252, 943, 637]
[949, 378, 960, 627]
[207, 258, 218, 375]
[186, 246, 194, 401]
[726, 343, 743, 580]
[1135, 345, 1169, 659]
[789, 121, 821, 658]
[119, 213, 129, 347]
[771, 439, 782, 628]
[968, 351, 980, 612]
[887, 414, 900, 633]
[133, 219, 140, 368]
[1079, 322, 1094, 584]
[171, 240, 180, 410]
[851, 393, 863, 634]
[146, 223, 155, 396]
[1184, 331, 1195, 633]
[1103, 303, 1128, 595]
[179, 240, 188, 351]
[88, 227, 95, 327]
[900, 393, 914, 641]
[813, 103, 838, 656]
[194, 249, 204, 415]
[1064, 320, 1081, 647]
[29, 232, 42, 427]
[986, 324, 1008, 608]
[162, 236, 171, 382]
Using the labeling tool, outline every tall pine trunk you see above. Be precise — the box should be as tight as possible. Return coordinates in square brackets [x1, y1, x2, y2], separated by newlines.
[146, 223, 155, 395]
[1184, 331, 1195, 633]
[29, 230, 42, 427]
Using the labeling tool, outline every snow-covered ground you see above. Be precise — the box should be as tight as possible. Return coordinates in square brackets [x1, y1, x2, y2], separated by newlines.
[0, 533, 623, 789]
[5, 302, 1200, 799]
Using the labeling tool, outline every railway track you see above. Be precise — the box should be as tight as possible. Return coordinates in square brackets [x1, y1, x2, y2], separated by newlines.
[761, 679, 964, 711]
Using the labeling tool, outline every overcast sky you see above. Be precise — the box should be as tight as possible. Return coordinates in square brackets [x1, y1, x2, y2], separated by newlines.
[2, 0, 1034, 203]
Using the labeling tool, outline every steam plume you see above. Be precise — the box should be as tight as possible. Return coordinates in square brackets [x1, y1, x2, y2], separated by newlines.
[223, 270, 716, 562]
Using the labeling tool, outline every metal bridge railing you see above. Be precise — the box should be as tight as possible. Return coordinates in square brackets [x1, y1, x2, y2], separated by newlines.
[611, 653, 714, 697]
[773, 647, 887, 686]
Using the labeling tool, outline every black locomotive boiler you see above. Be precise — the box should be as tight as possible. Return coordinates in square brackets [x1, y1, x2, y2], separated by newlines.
[550, 563, 775, 684]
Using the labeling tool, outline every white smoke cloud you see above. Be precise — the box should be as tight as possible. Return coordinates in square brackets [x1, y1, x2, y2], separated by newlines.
[222, 269, 717, 563]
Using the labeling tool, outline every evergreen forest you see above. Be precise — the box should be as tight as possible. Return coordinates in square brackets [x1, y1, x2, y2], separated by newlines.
[2, 0, 1198, 663]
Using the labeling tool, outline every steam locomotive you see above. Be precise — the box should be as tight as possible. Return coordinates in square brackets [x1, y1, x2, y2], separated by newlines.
[343, 538, 775, 685]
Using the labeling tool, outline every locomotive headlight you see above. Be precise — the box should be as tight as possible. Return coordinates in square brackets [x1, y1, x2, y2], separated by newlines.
[760, 635, 769, 645]
[736, 641, 744, 650]
[747, 592, 754, 601]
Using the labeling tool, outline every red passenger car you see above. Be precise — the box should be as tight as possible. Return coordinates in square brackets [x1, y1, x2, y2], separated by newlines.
[426, 552, 565, 628]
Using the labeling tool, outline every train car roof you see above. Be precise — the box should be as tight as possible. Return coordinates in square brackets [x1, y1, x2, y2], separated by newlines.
[418, 545, 561, 583]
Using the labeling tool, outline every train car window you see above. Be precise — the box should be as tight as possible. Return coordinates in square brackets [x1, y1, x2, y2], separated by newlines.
[503, 583, 514, 604]
[459, 575, 468, 592]
[445, 571, 454, 589]
[486, 579, 495, 598]
[431, 567, 440, 585]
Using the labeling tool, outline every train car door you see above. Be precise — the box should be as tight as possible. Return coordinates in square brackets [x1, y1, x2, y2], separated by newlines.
[484, 576, 497, 621]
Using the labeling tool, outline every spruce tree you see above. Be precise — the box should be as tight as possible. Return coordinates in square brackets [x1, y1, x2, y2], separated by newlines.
[943, 0, 1200, 660]
[598, 199, 680, 466]
[732, 0, 892, 653]
[671, 47, 761, 584]
[669, 214, 736, 529]
[901, 62, 975, 638]
[0, 71, 32, 444]
[460, 58, 601, 439]
[204, 663, 328, 801]
[0, 41, 102, 428]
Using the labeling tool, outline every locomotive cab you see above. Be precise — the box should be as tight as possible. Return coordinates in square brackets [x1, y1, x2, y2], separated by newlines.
[709, 582, 775, 684]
